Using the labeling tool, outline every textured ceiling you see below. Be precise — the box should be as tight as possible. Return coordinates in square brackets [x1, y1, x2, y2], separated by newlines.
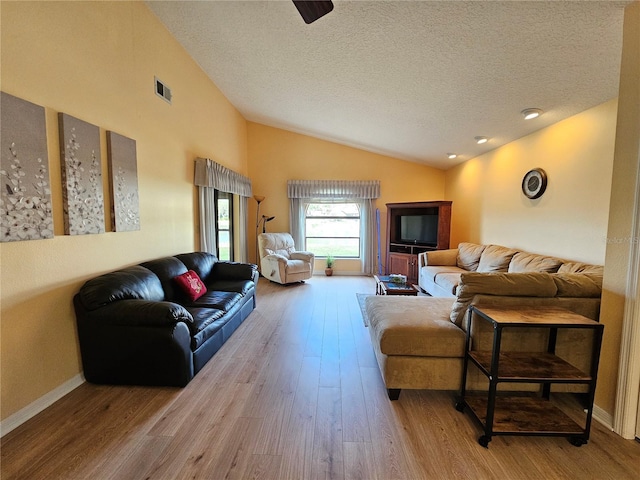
[147, 1, 629, 170]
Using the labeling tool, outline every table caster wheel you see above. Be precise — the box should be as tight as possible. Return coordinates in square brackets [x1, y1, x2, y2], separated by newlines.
[478, 435, 490, 448]
[455, 401, 465, 412]
[569, 436, 586, 447]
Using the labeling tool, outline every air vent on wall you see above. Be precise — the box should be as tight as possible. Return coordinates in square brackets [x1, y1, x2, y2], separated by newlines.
[155, 76, 172, 104]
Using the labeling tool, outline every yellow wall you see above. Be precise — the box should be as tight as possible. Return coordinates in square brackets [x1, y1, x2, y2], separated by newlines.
[2, 0, 637, 430]
[246, 122, 446, 273]
[445, 99, 617, 265]
[0, 2, 248, 421]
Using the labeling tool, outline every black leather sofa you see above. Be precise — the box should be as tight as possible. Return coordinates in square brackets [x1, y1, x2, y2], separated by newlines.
[73, 252, 258, 387]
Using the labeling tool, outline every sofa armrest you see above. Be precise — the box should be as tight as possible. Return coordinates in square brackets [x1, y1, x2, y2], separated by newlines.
[290, 251, 314, 263]
[418, 248, 458, 269]
[261, 254, 288, 283]
[83, 299, 194, 329]
[211, 261, 258, 281]
[264, 253, 288, 264]
[449, 272, 559, 327]
[73, 296, 194, 386]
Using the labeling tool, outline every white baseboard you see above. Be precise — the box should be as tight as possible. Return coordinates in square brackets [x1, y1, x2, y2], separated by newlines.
[1, 374, 85, 437]
[592, 403, 614, 431]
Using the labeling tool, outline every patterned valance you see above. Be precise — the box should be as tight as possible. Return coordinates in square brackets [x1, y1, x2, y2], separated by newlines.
[194, 158, 252, 197]
[287, 180, 380, 199]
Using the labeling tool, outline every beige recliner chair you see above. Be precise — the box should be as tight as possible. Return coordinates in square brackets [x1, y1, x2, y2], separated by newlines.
[258, 233, 315, 284]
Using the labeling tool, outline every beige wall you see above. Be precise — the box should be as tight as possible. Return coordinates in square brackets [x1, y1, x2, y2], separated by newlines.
[246, 122, 446, 272]
[444, 96, 632, 415]
[0, 2, 248, 421]
[445, 99, 620, 411]
[445, 99, 618, 265]
[444, 1, 640, 416]
[600, 0, 640, 420]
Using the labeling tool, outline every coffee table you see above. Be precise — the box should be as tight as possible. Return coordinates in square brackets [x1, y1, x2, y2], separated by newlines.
[373, 275, 419, 296]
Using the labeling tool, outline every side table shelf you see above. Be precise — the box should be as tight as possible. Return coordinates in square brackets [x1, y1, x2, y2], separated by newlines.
[468, 351, 592, 382]
[465, 396, 585, 437]
[455, 305, 604, 448]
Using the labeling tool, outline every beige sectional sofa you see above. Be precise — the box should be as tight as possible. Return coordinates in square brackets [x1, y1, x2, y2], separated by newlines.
[365, 243, 603, 400]
[418, 242, 603, 297]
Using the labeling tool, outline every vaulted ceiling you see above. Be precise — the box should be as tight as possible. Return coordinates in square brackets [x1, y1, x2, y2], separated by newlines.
[147, 1, 629, 169]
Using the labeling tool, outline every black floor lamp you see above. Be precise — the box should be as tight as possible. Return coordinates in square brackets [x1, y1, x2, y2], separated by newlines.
[254, 195, 265, 265]
[254, 195, 276, 267]
[260, 215, 275, 233]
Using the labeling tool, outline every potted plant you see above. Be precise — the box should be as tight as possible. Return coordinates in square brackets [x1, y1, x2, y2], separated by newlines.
[325, 254, 335, 276]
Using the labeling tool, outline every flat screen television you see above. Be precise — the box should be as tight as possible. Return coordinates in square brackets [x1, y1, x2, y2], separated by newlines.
[399, 214, 438, 246]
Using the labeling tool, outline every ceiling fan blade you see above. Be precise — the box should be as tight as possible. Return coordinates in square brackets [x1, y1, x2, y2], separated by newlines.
[292, 1, 334, 24]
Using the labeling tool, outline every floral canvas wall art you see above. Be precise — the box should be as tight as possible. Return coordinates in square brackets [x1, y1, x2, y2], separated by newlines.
[59, 113, 105, 235]
[107, 131, 140, 232]
[0, 92, 53, 242]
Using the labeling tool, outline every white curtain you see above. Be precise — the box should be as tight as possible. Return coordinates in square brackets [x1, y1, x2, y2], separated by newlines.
[289, 197, 304, 249]
[198, 187, 217, 255]
[287, 180, 380, 199]
[287, 180, 380, 275]
[194, 158, 252, 197]
[194, 158, 252, 259]
[237, 195, 249, 262]
[361, 198, 377, 275]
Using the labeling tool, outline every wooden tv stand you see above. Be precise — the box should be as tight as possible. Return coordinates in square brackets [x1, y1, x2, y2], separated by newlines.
[385, 201, 452, 284]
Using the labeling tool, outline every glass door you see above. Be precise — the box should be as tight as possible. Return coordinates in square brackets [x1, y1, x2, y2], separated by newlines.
[215, 191, 233, 261]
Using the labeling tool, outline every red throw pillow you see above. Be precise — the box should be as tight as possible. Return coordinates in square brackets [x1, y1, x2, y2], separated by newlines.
[174, 270, 207, 301]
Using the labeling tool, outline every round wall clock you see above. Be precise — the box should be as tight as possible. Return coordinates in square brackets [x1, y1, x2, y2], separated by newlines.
[522, 168, 548, 199]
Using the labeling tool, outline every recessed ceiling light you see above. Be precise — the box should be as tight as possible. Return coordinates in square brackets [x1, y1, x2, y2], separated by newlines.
[475, 136, 488, 144]
[522, 108, 543, 120]
[447, 153, 458, 159]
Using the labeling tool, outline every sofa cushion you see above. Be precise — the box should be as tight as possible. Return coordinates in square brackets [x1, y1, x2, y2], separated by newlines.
[424, 248, 458, 266]
[477, 245, 518, 273]
[365, 296, 463, 358]
[207, 279, 254, 296]
[212, 261, 258, 281]
[422, 265, 465, 282]
[175, 252, 217, 282]
[140, 257, 188, 301]
[553, 273, 603, 297]
[434, 273, 463, 296]
[259, 232, 296, 253]
[450, 272, 558, 327]
[78, 265, 165, 310]
[263, 248, 292, 259]
[508, 252, 562, 273]
[190, 291, 242, 312]
[174, 270, 207, 301]
[456, 243, 486, 271]
[287, 259, 311, 274]
[186, 307, 227, 350]
[558, 262, 604, 275]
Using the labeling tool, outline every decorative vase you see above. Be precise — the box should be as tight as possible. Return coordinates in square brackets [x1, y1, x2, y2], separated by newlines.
[325, 267, 333, 276]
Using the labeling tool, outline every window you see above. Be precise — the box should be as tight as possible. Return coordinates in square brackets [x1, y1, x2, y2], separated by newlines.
[305, 202, 360, 257]
[215, 191, 233, 260]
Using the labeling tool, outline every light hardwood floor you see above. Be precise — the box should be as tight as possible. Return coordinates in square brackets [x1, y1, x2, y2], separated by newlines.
[2, 276, 638, 479]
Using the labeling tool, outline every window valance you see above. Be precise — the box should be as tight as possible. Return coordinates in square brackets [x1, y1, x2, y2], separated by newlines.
[194, 158, 252, 197]
[287, 180, 380, 199]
